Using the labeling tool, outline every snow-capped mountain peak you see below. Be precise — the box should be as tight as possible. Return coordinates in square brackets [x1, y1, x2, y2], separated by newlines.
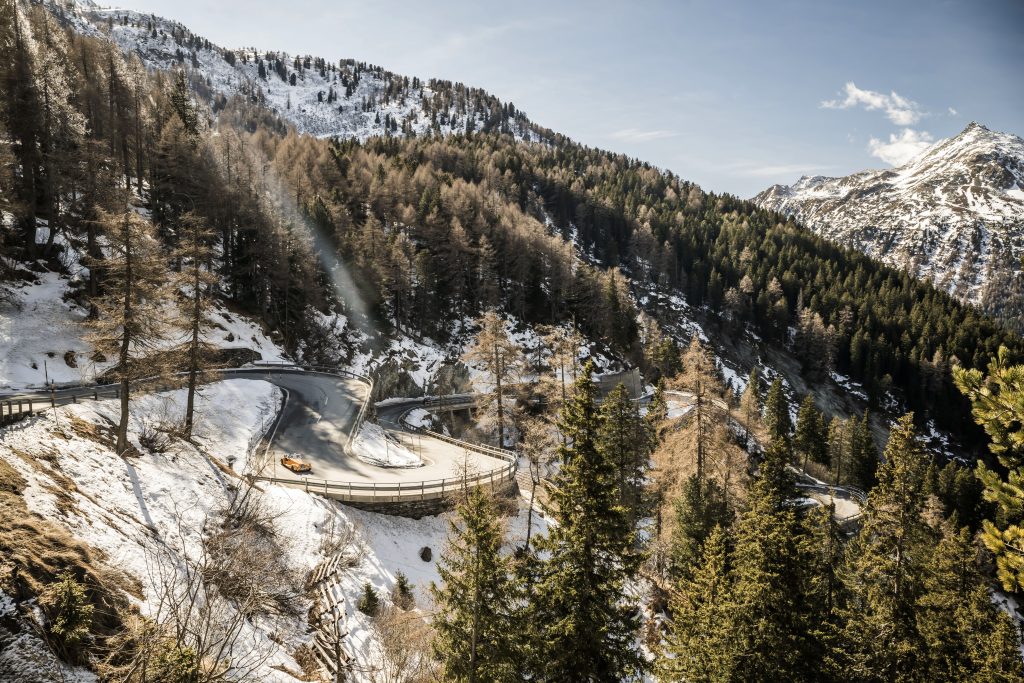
[755, 123, 1024, 326]
[51, 0, 549, 143]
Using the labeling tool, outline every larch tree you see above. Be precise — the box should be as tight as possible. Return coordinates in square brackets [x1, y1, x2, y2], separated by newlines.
[463, 309, 523, 448]
[655, 338, 746, 542]
[175, 212, 217, 438]
[676, 337, 726, 481]
[87, 206, 171, 454]
[518, 415, 558, 552]
[539, 323, 584, 413]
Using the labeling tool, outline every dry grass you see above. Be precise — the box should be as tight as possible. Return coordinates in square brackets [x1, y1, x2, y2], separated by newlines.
[6, 445, 80, 519]
[68, 414, 115, 450]
[0, 454, 135, 643]
[289, 644, 322, 681]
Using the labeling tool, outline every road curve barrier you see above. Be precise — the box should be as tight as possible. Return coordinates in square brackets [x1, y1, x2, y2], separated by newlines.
[0, 363, 516, 509]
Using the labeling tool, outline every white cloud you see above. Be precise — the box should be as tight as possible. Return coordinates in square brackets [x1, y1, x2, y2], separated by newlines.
[867, 128, 935, 166]
[948, 106, 958, 116]
[821, 82, 923, 125]
[608, 128, 678, 142]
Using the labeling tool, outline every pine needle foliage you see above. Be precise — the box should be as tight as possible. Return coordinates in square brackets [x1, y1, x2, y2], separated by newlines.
[530, 362, 646, 682]
[430, 486, 520, 683]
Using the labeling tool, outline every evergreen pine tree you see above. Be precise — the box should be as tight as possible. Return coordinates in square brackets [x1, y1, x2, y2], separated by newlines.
[847, 411, 879, 491]
[430, 486, 519, 683]
[40, 570, 94, 654]
[954, 346, 1024, 591]
[392, 571, 415, 610]
[916, 520, 1024, 681]
[794, 394, 828, 472]
[739, 367, 762, 450]
[764, 377, 792, 446]
[357, 583, 379, 617]
[801, 503, 845, 679]
[530, 362, 645, 682]
[598, 383, 651, 526]
[728, 435, 810, 681]
[658, 524, 736, 682]
[838, 413, 930, 681]
[669, 473, 729, 581]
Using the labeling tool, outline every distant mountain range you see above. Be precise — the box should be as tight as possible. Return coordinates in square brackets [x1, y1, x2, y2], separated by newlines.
[50, 1, 1024, 333]
[756, 123, 1024, 328]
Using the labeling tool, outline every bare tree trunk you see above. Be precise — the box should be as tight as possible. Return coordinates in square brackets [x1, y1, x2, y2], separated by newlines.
[184, 240, 201, 438]
[116, 217, 134, 455]
[469, 545, 481, 683]
[494, 345, 504, 448]
[134, 89, 143, 194]
[525, 457, 540, 552]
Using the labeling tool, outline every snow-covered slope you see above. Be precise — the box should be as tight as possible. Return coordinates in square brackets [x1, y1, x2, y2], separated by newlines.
[51, 0, 547, 143]
[755, 123, 1024, 322]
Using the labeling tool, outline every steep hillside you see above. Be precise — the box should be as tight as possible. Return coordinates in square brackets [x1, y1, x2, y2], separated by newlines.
[52, 0, 550, 143]
[755, 123, 1024, 326]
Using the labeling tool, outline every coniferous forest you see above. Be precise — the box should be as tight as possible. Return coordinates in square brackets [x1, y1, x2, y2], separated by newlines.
[2, 1, 1024, 681]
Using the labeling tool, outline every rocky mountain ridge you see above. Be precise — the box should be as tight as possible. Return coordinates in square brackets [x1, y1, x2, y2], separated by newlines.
[52, 0, 550, 143]
[755, 122, 1024, 326]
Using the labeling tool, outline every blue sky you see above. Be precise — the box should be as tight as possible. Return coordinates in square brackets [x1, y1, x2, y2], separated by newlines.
[114, 0, 1024, 197]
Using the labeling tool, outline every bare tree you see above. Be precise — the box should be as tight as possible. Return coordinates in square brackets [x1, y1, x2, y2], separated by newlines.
[175, 211, 217, 438]
[368, 605, 437, 683]
[462, 309, 524, 447]
[87, 204, 172, 455]
[674, 337, 726, 482]
[519, 416, 558, 551]
[539, 324, 584, 410]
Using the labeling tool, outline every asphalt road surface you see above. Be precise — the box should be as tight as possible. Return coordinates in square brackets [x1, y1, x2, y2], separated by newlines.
[248, 377, 508, 487]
